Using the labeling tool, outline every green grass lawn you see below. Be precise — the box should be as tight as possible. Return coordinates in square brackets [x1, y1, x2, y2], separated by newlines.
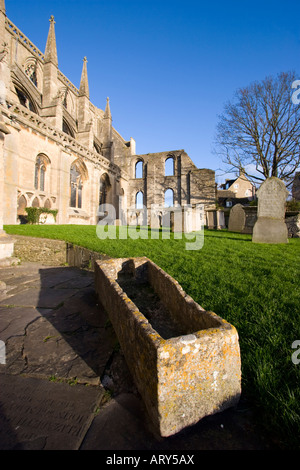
[4, 223, 300, 449]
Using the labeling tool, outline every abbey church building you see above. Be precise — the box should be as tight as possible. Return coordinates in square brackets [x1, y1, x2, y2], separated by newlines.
[0, 0, 215, 226]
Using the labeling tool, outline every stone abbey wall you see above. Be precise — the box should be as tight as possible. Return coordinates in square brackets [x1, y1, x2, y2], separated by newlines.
[0, 1, 215, 226]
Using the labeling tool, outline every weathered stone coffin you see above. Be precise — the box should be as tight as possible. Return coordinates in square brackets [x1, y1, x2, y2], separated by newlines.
[95, 257, 241, 437]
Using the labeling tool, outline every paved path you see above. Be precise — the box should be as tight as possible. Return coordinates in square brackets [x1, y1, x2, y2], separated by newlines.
[0, 261, 275, 450]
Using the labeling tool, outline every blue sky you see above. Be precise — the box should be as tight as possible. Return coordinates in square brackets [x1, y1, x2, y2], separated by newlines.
[6, 0, 300, 185]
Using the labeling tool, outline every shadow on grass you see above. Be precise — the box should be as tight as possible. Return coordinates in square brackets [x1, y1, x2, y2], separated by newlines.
[204, 229, 252, 243]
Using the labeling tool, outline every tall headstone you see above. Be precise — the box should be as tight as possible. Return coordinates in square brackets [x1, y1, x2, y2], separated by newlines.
[252, 177, 289, 244]
[228, 204, 245, 233]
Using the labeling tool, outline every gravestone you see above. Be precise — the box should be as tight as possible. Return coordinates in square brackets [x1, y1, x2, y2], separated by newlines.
[252, 177, 288, 244]
[217, 210, 226, 229]
[0, 374, 104, 450]
[242, 206, 258, 234]
[228, 205, 258, 234]
[285, 213, 300, 238]
[228, 204, 245, 232]
[206, 209, 217, 230]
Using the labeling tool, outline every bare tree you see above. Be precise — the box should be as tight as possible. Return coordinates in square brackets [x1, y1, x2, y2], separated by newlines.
[214, 71, 300, 186]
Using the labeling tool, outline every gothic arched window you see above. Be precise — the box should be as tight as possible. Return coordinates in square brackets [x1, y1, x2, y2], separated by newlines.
[70, 163, 84, 208]
[34, 155, 49, 191]
[136, 191, 144, 209]
[17, 195, 27, 216]
[164, 188, 174, 207]
[99, 173, 111, 206]
[135, 160, 143, 179]
[63, 119, 75, 137]
[165, 157, 175, 176]
[15, 86, 37, 114]
[32, 197, 40, 208]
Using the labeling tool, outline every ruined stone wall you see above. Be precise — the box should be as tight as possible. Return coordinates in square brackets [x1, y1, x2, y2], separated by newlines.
[189, 168, 216, 208]
[12, 235, 67, 265]
[126, 150, 215, 213]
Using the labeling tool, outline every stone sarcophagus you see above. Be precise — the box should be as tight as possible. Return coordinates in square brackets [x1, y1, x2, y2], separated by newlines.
[95, 257, 241, 437]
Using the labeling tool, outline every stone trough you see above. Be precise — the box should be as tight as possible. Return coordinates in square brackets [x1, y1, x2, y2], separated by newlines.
[95, 257, 241, 437]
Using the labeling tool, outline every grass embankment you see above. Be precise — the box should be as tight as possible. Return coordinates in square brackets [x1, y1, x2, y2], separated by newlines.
[4, 224, 300, 449]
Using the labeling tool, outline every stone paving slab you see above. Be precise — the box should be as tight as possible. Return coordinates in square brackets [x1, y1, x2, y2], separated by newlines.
[0, 286, 79, 309]
[0, 373, 105, 450]
[80, 392, 267, 451]
[0, 262, 117, 384]
[80, 393, 152, 450]
[0, 306, 49, 341]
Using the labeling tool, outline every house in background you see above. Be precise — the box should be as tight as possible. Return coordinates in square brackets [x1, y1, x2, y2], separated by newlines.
[217, 172, 256, 208]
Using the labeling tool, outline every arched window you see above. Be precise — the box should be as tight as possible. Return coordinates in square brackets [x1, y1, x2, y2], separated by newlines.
[164, 188, 174, 207]
[15, 86, 37, 114]
[44, 198, 51, 209]
[70, 162, 85, 208]
[99, 173, 111, 206]
[63, 119, 75, 137]
[136, 191, 144, 209]
[32, 197, 40, 208]
[94, 142, 101, 154]
[17, 195, 27, 216]
[135, 160, 143, 179]
[34, 155, 49, 191]
[165, 157, 175, 176]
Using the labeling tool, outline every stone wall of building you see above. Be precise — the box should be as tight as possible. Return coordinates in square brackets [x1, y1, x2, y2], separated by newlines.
[1, 3, 215, 227]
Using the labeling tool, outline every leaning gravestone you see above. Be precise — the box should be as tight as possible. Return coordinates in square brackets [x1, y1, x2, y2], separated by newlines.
[252, 177, 289, 244]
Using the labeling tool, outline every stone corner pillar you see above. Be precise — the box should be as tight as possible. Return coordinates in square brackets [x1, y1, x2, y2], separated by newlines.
[0, 109, 19, 266]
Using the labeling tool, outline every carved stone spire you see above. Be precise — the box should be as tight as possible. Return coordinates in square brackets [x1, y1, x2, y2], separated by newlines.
[79, 57, 89, 98]
[0, 0, 5, 14]
[104, 97, 112, 120]
[44, 15, 58, 66]
[102, 97, 113, 161]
